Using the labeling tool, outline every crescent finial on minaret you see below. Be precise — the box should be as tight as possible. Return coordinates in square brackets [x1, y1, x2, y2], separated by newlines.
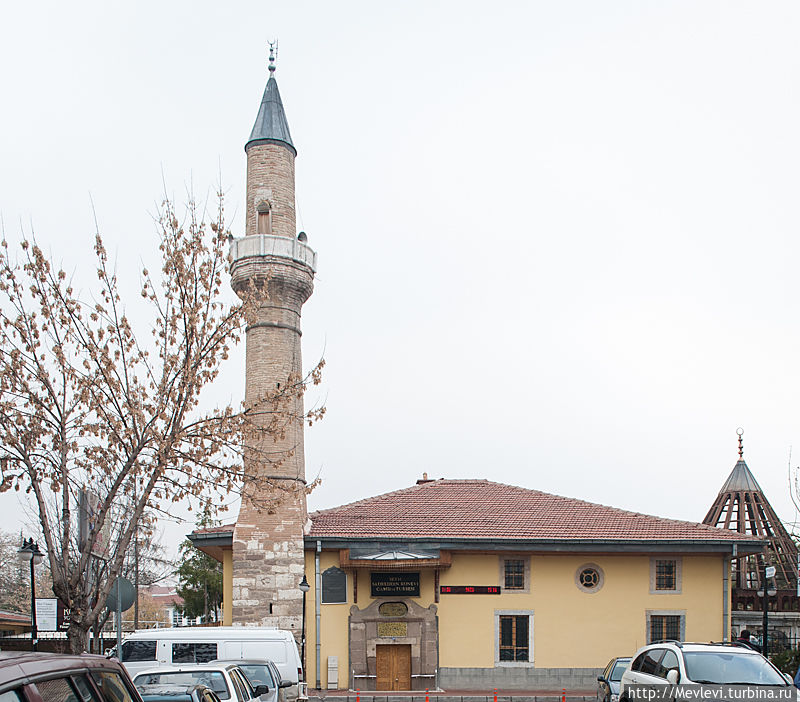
[268, 39, 277, 76]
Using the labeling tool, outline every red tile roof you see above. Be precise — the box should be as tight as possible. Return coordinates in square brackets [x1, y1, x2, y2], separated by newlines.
[144, 585, 184, 607]
[0, 610, 30, 625]
[308, 479, 760, 542]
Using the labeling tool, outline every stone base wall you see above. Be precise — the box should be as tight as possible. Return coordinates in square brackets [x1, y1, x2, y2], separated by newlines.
[438, 667, 602, 691]
[232, 502, 306, 629]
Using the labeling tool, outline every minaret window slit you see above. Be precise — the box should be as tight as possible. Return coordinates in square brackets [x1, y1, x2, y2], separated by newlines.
[257, 202, 272, 236]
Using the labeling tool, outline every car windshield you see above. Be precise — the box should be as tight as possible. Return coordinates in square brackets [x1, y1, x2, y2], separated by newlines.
[137, 685, 194, 702]
[134, 672, 230, 700]
[683, 652, 786, 685]
[610, 660, 630, 682]
[238, 664, 275, 688]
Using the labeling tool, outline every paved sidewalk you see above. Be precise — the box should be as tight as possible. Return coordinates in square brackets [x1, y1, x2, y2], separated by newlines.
[306, 689, 596, 702]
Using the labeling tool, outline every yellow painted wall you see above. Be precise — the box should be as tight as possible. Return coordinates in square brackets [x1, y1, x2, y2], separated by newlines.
[304, 549, 727, 684]
[223, 549, 233, 626]
[436, 554, 724, 669]
[304, 550, 352, 689]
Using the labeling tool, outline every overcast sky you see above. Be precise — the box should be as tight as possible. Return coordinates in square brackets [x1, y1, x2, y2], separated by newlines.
[2, 1, 799, 560]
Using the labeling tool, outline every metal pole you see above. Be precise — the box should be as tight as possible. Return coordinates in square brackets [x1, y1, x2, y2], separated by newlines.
[116, 578, 122, 654]
[301, 588, 307, 679]
[315, 541, 322, 690]
[761, 563, 769, 657]
[30, 554, 38, 652]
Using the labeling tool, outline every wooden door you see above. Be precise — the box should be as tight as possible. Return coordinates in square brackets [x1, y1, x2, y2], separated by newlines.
[376, 644, 412, 690]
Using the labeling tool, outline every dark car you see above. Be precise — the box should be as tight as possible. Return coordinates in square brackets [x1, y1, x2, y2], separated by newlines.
[0, 650, 143, 701]
[138, 683, 222, 702]
[596, 656, 631, 702]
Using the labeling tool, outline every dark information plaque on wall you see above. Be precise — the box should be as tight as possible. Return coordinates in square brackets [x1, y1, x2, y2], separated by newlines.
[371, 572, 420, 597]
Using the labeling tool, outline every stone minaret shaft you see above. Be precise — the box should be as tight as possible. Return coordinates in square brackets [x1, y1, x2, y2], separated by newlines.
[230, 56, 316, 629]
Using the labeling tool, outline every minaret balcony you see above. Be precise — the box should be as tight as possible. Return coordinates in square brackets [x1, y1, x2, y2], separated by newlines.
[230, 234, 317, 273]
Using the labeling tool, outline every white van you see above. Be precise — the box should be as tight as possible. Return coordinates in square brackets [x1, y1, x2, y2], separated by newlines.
[117, 627, 302, 686]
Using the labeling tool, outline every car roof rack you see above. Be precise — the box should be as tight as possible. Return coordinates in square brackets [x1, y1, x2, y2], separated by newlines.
[651, 641, 744, 649]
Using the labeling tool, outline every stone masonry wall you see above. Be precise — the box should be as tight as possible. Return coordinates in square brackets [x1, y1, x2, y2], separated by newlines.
[231, 138, 313, 628]
[245, 143, 296, 238]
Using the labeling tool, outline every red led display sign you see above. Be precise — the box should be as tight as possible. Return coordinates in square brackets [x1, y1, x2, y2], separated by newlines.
[439, 585, 501, 594]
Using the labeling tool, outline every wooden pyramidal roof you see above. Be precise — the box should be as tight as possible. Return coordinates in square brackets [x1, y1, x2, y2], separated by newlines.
[703, 431, 798, 590]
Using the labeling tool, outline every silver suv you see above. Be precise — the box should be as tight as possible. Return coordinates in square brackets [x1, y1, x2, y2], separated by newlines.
[619, 641, 793, 700]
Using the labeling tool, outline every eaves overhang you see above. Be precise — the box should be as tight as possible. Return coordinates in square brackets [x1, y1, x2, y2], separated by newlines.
[187, 530, 233, 563]
[305, 535, 764, 556]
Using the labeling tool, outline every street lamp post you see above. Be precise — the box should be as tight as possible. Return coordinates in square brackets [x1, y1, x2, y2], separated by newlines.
[299, 575, 310, 682]
[17, 538, 44, 652]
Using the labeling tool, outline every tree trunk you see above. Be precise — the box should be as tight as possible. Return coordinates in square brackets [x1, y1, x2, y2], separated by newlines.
[67, 621, 90, 654]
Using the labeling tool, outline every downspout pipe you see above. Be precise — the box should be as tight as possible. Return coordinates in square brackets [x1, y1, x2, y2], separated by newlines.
[316, 540, 322, 690]
[723, 545, 732, 641]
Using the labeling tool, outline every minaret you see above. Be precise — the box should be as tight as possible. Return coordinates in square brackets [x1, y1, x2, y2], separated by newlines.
[230, 45, 316, 628]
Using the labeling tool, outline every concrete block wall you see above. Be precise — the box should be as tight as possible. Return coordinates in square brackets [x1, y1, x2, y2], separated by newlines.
[438, 667, 602, 691]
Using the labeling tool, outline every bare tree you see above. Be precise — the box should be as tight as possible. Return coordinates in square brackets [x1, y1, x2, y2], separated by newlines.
[0, 530, 37, 613]
[0, 195, 323, 652]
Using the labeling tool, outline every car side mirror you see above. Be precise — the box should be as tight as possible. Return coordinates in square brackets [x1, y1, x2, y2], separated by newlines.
[597, 676, 606, 682]
[254, 685, 270, 695]
[666, 669, 680, 685]
[279, 681, 292, 688]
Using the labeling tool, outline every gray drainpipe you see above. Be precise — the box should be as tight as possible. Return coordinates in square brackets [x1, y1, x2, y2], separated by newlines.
[315, 540, 322, 690]
[723, 548, 731, 640]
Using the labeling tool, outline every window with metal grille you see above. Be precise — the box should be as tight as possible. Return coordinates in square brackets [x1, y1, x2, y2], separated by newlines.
[499, 615, 529, 661]
[655, 560, 676, 590]
[649, 614, 681, 643]
[504, 560, 525, 590]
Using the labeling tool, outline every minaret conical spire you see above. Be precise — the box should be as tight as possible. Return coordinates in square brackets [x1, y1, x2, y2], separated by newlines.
[246, 41, 296, 155]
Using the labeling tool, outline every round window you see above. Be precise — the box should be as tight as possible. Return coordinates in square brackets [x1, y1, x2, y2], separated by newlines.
[575, 563, 604, 593]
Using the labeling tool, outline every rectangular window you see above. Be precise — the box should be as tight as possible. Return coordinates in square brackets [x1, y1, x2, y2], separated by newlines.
[499, 615, 529, 661]
[89, 672, 138, 702]
[650, 557, 681, 593]
[646, 611, 685, 644]
[34, 678, 81, 702]
[504, 559, 525, 590]
[655, 561, 676, 590]
[121, 639, 156, 662]
[172, 642, 218, 664]
[649, 615, 680, 642]
[257, 211, 272, 236]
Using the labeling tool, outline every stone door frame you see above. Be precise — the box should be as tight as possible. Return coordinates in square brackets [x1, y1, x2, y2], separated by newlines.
[349, 599, 438, 691]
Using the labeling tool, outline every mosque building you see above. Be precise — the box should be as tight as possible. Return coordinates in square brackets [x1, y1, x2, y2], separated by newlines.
[189, 53, 767, 691]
